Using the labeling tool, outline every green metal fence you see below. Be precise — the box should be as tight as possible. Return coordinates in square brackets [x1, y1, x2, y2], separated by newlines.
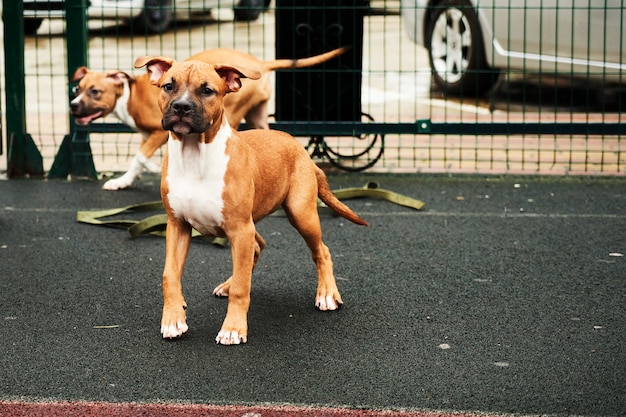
[2, 0, 624, 178]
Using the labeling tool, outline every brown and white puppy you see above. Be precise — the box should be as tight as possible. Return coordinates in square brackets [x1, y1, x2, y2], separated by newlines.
[134, 55, 367, 345]
[70, 47, 348, 191]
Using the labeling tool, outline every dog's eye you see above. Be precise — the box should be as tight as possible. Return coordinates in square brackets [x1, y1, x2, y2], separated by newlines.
[201, 86, 215, 96]
[89, 88, 102, 98]
[71, 86, 79, 96]
[163, 83, 174, 92]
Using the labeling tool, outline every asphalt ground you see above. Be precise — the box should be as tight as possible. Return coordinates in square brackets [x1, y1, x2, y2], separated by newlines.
[0, 173, 624, 416]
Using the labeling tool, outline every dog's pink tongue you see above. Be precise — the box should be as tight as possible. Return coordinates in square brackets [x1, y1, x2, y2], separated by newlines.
[74, 111, 104, 125]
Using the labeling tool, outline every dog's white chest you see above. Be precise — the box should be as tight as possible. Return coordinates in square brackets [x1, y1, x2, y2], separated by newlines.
[165, 127, 231, 236]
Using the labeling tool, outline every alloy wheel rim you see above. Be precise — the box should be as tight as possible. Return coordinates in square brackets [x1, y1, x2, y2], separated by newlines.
[430, 8, 472, 84]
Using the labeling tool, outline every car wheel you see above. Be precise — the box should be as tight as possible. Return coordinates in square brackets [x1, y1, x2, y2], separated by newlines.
[136, 0, 173, 34]
[426, 0, 497, 96]
[24, 18, 43, 36]
[234, 0, 264, 21]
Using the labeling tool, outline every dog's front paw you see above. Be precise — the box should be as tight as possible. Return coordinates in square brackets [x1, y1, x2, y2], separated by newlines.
[315, 292, 343, 311]
[215, 313, 248, 345]
[161, 305, 188, 339]
[102, 175, 133, 191]
[215, 329, 247, 345]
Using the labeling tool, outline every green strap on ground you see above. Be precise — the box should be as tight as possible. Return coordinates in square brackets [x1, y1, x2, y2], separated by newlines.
[76, 182, 424, 247]
[329, 181, 425, 210]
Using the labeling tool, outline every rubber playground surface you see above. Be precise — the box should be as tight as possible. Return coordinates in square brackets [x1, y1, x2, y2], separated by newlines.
[0, 173, 624, 416]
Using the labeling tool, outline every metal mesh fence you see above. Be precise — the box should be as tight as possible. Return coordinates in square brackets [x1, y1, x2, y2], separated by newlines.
[2, 0, 624, 177]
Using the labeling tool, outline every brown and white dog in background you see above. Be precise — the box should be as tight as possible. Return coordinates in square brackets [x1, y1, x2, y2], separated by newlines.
[70, 47, 348, 190]
[133, 55, 367, 345]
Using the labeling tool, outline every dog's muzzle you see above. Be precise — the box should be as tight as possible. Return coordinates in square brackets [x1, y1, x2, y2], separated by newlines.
[70, 98, 104, 126]
[163, 98, 208, 134]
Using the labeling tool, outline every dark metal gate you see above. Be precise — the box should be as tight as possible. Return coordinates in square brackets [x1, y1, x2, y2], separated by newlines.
[2, 0, 624, 177]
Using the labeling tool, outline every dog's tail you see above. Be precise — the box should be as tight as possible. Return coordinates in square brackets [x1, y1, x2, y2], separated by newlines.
[262, 46, 350, 72]
[316, 168, 368, 226]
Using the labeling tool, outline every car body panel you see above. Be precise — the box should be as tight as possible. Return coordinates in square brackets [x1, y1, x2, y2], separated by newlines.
[401, 0, 625, 83]
[23, 0, 235, 21]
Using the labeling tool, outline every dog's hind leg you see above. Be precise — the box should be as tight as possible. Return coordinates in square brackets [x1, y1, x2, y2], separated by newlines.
[283, 201, 342, 311]
[213, 231, 265, 298]
[243, 102, 270, 129]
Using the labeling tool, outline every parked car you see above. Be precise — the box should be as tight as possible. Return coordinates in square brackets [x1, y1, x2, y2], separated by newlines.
[401, 0, 626, 95]
[23, 0, 268, 35]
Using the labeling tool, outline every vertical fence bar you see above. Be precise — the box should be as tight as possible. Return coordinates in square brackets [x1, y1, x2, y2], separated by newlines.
[2, 0, 44, 178]
[48, 0, 97, 179]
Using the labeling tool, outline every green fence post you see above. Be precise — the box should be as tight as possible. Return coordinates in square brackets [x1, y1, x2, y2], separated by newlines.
[2, 0, 44, 178]
[48, 0, 97, 179]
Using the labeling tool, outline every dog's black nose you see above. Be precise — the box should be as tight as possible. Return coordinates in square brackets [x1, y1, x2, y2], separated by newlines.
[171, 99, 193, 115]
[70, 102, 79, 112]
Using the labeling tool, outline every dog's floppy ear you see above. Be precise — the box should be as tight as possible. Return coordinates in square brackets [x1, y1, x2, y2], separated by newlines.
[105, 71, 132, 85]
[71, 66, 89, 82]
[215, 64, 262, 94]
[134, 56, 176, 85]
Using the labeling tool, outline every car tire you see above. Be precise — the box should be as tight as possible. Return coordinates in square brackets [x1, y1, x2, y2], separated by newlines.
[425, 0, 498, 96]
[135, 0, 173, 34]
[24, 18, 43, 36]
[233, 0, 265, 21]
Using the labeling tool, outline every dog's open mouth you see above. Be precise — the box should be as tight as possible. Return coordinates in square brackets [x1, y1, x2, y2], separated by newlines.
[73, 110, 104, 126]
